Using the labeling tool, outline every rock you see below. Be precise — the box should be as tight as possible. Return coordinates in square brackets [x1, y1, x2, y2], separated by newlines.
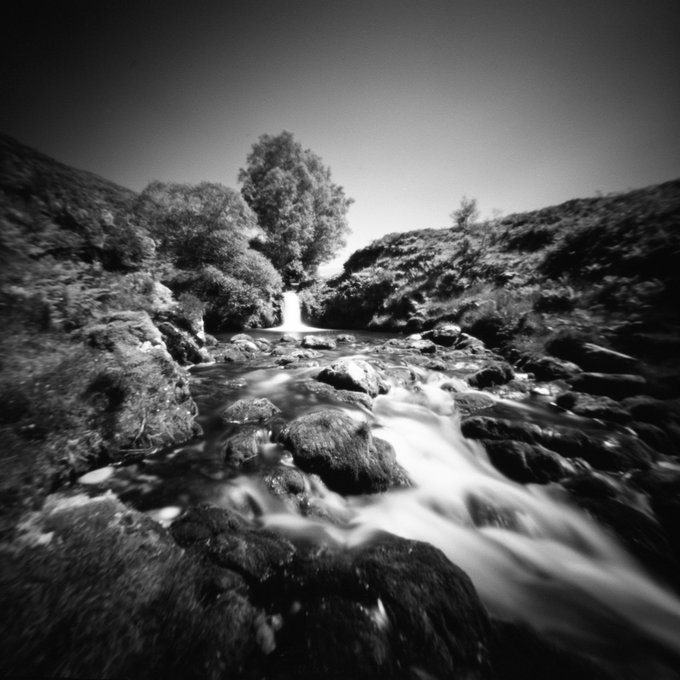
[568, 372, 648, 399]
[316, 358, 390, 397]
[219, 346, 247, 362]
[272, 347, 322, 362]
[1, 494, 257, 679]
[468, 362, 515, 388]
[546, 337, 639, 373]
[337, 334, 356, 343]
[229, 333, 260, 352]
[221, 398, 281, 424]
[456, 332, 487, 352]
[262, 535, 493, 680]
[301, 335, 337, 350]
[407, 338, 437, 353]
[461, 416, 654, 472]
[279, 409, 409, 494]
[302, 380, 374, 409]
[516, 354, 582, 381]
[172, 504, 295, 582]
[157, 321, 209, 365]
[223, 425, 269, 466]
[422, 322, 463, 347]
[452, 392, 495, 415]
[622, 396, 680, 435]
[279, 333, 298, 344]
[555, 391, 632, 424]
[481, 439, 574, 484]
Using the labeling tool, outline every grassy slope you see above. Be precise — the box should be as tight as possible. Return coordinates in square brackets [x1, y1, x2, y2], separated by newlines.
[306, 180, 680, 368]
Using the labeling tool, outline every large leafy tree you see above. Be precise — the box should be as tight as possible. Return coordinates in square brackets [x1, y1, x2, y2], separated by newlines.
[238, 131, 353, 285]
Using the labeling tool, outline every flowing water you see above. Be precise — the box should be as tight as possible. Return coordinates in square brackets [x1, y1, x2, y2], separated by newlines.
[82, 294, 680, 679]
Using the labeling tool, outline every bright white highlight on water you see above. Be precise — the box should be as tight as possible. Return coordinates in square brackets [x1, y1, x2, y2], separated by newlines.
[269, 291, 321, 332]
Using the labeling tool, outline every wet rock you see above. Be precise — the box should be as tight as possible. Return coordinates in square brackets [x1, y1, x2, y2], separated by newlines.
[452, 392, 495, 416]
[229, 333, 260, 353]
[468, 362, 515, 388]
[422, 323, 462, 347]
[546, 337, 639, 373]
[631, 422, 675, 455]
[219, 346, 247, 362]
[407, 338, 438, 353]
[223, 425, 269, 466]
[516, 354, 582, 381]
[279, 409, 409, 494]
[316, 358, 390, 397]
[622, 396, 680, 446]
[272, 347, 322, 363]
[337, 333, 356, 343]
[172, 504, 295, 582]
[481, 439, 574, 484]
[555, 391, 632, 424]
[157, 321, 210, 365]
[1, 494, 257, 679]
[564, 474, 680, 590]
[222, 397, 281, 424]
[568, 372, 648, 399]
[456, 332, 487, 352]
[461, 416, 654, 472]
[301, 335, 337, 350]
[302, 380, 374, 409]
[279, 333, 298, 344]
[262, 534, 493, 680]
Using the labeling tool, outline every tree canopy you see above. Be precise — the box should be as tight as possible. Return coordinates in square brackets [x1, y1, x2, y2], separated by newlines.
[238, 131, 353, 286]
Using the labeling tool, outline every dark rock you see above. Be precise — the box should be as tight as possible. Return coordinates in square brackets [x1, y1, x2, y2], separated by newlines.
[622, 396, 680, 430]
[461, 416, 654, 472]
[1, 494, 257, 679]
[220, 346, 247, 362]
[223, 425, 269, 466]
[301, 334, 337, 350]
[172, 505, 295, 582]
[422, 323, 462, 347]
[568, 372, 648, 399]
[456, 332, 487, 352]
[516, 354, 582, 381]
[546, 337, 639, 373]
[555, 391, 632, 424]
[631, 422, 675, 455]
[468, 362, 515, 388]
[481, 439, 574, 484]
[337, 334, 356, 343]
[532, 289, 575, 313]
[222, 397, 281, 424]
[279, 409, 409, 494]
[157, 321, 209, 365]
[316, 358, 390, 397]
[83, 310, 164, 350]
[262, 535, 493, 680]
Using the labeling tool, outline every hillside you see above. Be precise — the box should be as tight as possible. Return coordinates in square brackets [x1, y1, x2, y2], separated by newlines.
[303, 180, 680, 373]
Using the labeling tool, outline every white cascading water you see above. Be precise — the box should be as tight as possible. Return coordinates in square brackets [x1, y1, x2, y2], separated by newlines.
[270, 291, 319, 332]
[215, 366, 680, 676]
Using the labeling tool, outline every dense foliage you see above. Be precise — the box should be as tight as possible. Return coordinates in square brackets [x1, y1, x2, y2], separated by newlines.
[239, 131, 352, 286]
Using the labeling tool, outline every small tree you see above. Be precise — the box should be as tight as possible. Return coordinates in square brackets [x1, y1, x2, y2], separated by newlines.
[450, 195, 479, 232]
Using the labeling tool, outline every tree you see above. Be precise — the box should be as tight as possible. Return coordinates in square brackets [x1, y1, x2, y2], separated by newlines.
[238, 131, 353, 286]
[450, 195, 479, 232]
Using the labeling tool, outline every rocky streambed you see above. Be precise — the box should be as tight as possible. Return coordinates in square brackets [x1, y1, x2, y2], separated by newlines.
[2, 323, 680, 679]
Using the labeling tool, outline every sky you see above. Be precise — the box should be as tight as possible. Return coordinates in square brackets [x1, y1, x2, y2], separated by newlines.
[2, 0, 679, 273]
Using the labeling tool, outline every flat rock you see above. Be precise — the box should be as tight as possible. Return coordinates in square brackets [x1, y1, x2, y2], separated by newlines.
[316, 358, 390, 397]
[481, 439, 574, 484]
[302, 335, 337, 350]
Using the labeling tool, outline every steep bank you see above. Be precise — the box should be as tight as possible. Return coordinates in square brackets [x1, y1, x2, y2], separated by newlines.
[0, 134, 282, 523]
[303, 180, 680, 379]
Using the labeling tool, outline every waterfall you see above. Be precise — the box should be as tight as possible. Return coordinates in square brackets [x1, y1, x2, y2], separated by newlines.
[270, 291, 318, 332]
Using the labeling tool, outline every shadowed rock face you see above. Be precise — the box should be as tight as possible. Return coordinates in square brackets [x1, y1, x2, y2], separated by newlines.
[279, 409, 409, 494]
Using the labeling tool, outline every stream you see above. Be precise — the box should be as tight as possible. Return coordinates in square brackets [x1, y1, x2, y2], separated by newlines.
[80, 293, 680, 679]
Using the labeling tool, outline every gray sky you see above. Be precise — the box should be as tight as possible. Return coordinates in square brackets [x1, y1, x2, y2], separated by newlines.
[2, 0, 679, 272]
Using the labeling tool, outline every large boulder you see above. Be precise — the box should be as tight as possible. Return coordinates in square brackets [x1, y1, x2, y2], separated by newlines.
[157, 321, 210, 365]
[316, 358, 390, 398]
[422, 323, 463, 347]
[0, 494, 258, 679]
[481, 439, 575, 484]
[301, 335, 337, 350]
[279, 409, 409, 494]
[468, 362, 515, 389]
